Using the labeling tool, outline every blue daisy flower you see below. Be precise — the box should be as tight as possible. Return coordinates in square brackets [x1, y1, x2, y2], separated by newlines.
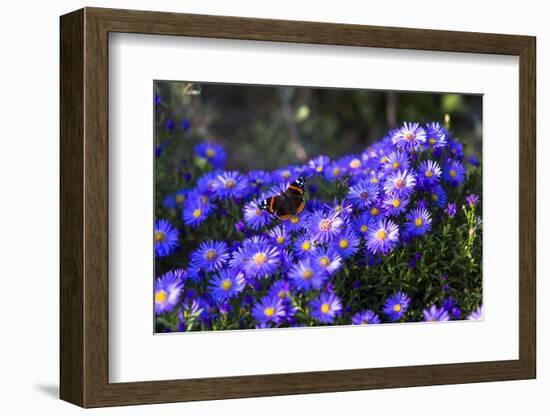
[425, 122, 448, 148]
[243, 241, 281, 279]
[288, 257, 327, 291]
[313, 247, 343, 275]
[418, 159, 442, 185]
[308, 155, 331, 175]
[154, 270, 185, 315]
[423, 305, 450, 322]
[366, 219, 400, 255]
[353, 212, 378, 239]
[248, 170, 272, 191]
[382, 291, 411, 321]
[448, 138, 464, 160]
[293, 234, 318, 258]
[243, 199, 272, 230]
[384, 169, 417, 197]
[208, 269, 245, 301]
[382, 194, 409, 217]
[347, 181, 380, 208]
[391, 122, 427, 151]
[311, 292, 342, 323]
[154, 219, 179, 257]
[306, 208, 343, 243]
[268, 280, 293, 301]
[268, 225, 290, 248]
[182, 193, 211, 228]
[466, 193, 480, 209]
[324, 161, 347, 182]
[384, 151, 410, 173]
[443, 160, 466, 185]
[351, 310, 381, 325]
[271, 166, 299, 183]
[216, 171, 247, 199]
[194, 142, 226, 169]
[252, 296, 286, 325]
[429, 184, 448, 208]
[190, 240, 230, 272]
[196, 171, 221, 196]
[467, 305, 483, 320]
[405, 207, 432, 236]
[330, 227, 360, 259]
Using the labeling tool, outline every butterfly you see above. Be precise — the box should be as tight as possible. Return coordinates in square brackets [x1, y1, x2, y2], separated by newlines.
[260, 175, 306, 220]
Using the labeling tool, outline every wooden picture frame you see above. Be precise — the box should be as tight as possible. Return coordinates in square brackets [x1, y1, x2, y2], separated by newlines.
[60, 7, 536, 408]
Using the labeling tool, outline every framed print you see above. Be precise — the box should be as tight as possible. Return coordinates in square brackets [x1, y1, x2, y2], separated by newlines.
[60, 7, 536, 408]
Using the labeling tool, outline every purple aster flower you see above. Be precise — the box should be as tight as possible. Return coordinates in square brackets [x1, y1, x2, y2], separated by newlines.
[311, 292, 342, 323]
[467, 155, 480, 167]
[196, 171, 221, 195]
[182, 194, 211, 228]
[425, 122, 448, 148]
[308, 155, 330, 175]
[194, 142, 226, 169]
[382, 291, 411, 321]
[154, 270, 185, 315]
[248, 170, 272, 191]
[280, 210, 308, 233]
[384, 169, 417, 197]
[405, 207, 432, 236]
[307, 208, 343, 243]
[418, 159, 442, 185]
[243, 199, 272, 230]
[448, 138, 464, 160]
[382, 194, 409, 217]
[154, 219, 179, 257]
[216, 171, 247, 199]
[252, 296, 286, 325]
[268, 280, 293, 301]
[352, 310, 381, 325]
[208, 269, 245, 301]
[293, 234, 318, 258]
[190, 240, 229, 272]
[384, 151, 410, 173]
[267, 225, 290, 248]
[243, 241, 281, 279]
[366, 219, 400, 255]
[288, 257, 327, 291]
[467, 305, 484, 320]
[443, 160, 466, 185]
[313, 247, 343, 275]
[428, 184, 448, 209]
[330, 198, 354, 220]
[324, 161, 347, 182]
[271, 166, 299, 183]
[466, 193, 480, 209]
[348, 181, 380, 207]
[330, 227, 360, 259]
[423, 305, 450, 322]
[353, 212, 377, 238]
[392, 122, 427, 151]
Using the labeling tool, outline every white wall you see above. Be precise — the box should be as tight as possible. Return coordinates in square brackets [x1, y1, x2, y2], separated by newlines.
[0, 0, 546, 414]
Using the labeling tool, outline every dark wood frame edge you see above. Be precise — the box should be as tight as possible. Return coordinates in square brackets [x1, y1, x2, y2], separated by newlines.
[60, 7, 536, 408]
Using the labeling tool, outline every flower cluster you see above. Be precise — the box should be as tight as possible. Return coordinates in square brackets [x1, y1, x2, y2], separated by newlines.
[154, 121, 483, 332]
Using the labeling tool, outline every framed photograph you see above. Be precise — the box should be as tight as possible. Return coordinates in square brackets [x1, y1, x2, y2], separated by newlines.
[60, 7, 536, 408]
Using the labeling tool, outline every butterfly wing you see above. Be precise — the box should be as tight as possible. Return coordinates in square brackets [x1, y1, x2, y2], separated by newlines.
[284, 176, 306, 215]
[260, 175, 306, 219]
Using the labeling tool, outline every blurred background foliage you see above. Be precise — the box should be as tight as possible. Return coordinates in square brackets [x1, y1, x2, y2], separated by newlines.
[154, 81, 482, 172]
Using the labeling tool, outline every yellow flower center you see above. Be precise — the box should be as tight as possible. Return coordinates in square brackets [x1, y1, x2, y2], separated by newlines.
[282, 170, 291, 179]
[376, 230, 387, 241]
[392, 199, 401, 208]
[360, 225, 368, 233]
[380, 156, 388, 163]
[264, 307, 275, 317]
[201, 195, 209, 204]
[221, 279, 232, 291]
[278, 290, 287, 299]
[224, 179, 236, 189]
[362, 319, 369, 324]
[405, 132, 414, 142]
[316, 166, 323, 173]
[319, 256, 330, 267]
[425, 170, 433, 178]
[370, 177, 379, 184]
[154, 231, 166, 243]
[302, 241, 312, 251]
[332, 167, 341, 176]
[321, 303, 330, 314]
[290, 216, 299, 224]
[205, 249, 217, 261]
[395, 178, 405, 189]
[393, 304, 402, 312]
[176, 194, 185, 204]
[431, 193, 438, 201]
[303, 269, 313, 280]
[449, 169, 457, 178]
[429, 137, 436, 145]
[339, 239, 349, 249]
[350, 158, 361, 169]
[252, 252, 267, 265]
[319, 219, 332, 232]
[206, 148, 216, 158]
[370, 207, 380, 216]
[392, 161, 400, 170]
[360, 191, 369, 200]
[192, 208, 202, 218]
[415, 218, 423, 227]
[276, 235, 285, 244]
[155, 290, 167, 304]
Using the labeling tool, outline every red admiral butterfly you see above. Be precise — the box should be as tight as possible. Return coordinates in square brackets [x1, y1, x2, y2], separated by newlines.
[260, 175, 306, 220]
